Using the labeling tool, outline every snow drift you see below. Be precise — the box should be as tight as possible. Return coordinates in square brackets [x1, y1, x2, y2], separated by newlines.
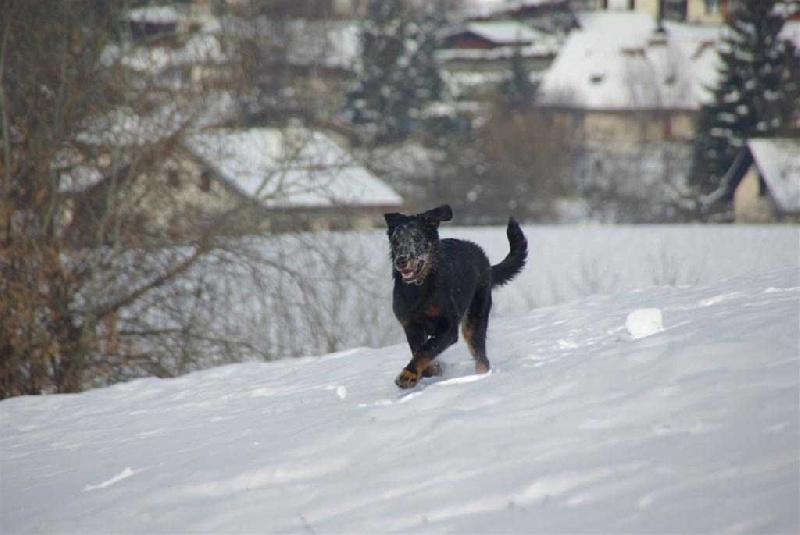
[2, 266, 798, 533]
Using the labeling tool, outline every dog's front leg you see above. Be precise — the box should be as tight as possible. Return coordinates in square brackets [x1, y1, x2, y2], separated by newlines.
[396, 322, 427, 389]
[396, 321, 456, 389]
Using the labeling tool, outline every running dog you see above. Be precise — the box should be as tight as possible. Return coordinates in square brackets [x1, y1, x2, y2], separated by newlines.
[384, 204, 528, 388]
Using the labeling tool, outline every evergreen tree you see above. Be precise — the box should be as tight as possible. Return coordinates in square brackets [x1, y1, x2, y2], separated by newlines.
[501, 45, 535, 109]
[691, 0, 798, 202]
[344, 0, 443, 144]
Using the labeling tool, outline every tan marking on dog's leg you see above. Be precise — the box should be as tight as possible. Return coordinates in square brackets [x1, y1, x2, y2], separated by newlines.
[462, 322, 477, 358]
[463, 321, 490, 374]
[422, 360, 443, 378]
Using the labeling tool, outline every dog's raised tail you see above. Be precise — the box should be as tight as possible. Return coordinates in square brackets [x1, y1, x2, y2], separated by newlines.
[491, 218, 528, 288]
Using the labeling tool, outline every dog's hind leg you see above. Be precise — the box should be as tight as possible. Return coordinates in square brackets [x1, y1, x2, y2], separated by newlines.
[462, 286, 492, 374]
[421, 360, 443, 378]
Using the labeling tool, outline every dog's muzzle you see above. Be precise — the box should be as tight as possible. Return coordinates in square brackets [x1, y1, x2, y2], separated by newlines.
[395, 256, 425, 283]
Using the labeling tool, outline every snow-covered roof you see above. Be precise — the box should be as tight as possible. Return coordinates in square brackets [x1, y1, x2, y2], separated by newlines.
[440, 20, 561, 60]
[52, 147, 107, 194]
[283, 20, 359, 70]
[208, 16, 359, 71]
[103, 33, 229, 75]
[537, 12, 722, 110]
[747, 138, 800, 212]
[186, 128, 403, 209]
[76, 105, 187, 147]
[457, 21, 542, 45]
[76, 91, 238, 148]
[780, 21, 800, 50]
[58, 165, 106, 194]
[123, 6, 180, 24]
[437, 42, 558, 62]
[459, 0, 566, 19]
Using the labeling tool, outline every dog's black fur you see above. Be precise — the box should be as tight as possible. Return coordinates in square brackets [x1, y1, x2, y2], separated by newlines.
[384, 204, 528, 388]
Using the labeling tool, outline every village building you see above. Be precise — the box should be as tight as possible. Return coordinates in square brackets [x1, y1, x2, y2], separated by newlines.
[59, 120, 402, 245]
[535, 11, 722, 144]
[185, 127, 403, 231]
[438, 21, 560, 100]
[589, 0, 800, 23]
[729, 138, 800, 223]
[122, 5, 182, 42]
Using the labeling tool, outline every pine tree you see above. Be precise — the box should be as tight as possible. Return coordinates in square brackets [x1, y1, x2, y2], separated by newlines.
[343, 0, 443, 144]
[691, 0, 797, 202]
[501, 45, 535, 109]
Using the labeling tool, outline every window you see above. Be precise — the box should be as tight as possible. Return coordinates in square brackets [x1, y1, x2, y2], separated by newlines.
[605, 0, 635, 9]
[167, 169, 180, 188]
[705, 0, 721, 14]
[200, 169, 212, 192]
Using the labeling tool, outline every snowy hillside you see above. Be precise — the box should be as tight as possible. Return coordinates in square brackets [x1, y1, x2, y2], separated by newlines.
[2, 266, 798, 533]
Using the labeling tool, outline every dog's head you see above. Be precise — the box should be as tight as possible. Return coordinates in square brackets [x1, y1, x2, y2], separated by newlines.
[384, 205, 453, 284]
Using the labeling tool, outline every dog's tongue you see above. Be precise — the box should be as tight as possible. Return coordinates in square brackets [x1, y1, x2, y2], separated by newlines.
[401, 268, 415, 280]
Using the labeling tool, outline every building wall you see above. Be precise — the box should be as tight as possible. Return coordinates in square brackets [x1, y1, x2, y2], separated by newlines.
[120, 152, 250, 241]
[551, 108, 696, 143]
[594, 0, 727, 23]
[596, 0, 657, 15]
[686, 0, 725, 23]
[733, 167, 776, 223]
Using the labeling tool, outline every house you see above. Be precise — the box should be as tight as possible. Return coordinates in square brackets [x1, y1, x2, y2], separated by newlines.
[122, 6, 181, 42]
[60, 111, 403, 243]
[185, 127, 404, 231]
[535, 11, 722, 143]
[591, 0, 800, 24]
[443, 21, 543, 49]
[590, 0, 725, 23]
[108, 30, 233, 91]
[439, 21, 560, 99]
[730, 138, 800, 223]
[255, 0, 367, 20]
[461, 1, 573, 22]
[104, 5, 237, 94]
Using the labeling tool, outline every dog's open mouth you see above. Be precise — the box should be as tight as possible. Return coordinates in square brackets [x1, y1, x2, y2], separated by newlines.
[398, 259, 425, 283]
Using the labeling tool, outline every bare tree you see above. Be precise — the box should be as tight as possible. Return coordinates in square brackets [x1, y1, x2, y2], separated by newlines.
[1, 1, 401, 398]
[426, 102, 572, 224]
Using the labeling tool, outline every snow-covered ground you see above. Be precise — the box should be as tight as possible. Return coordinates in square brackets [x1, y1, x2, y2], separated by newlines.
[2, 261, 798, 532]
[169, 225, 799, 362]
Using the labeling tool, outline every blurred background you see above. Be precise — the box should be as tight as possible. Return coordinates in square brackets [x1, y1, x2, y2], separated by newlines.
[1, 0, 798, 397]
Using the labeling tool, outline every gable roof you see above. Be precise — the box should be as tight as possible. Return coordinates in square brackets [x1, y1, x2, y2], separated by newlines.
[123, 6, 180, 24]
[459, 0, 566, 20]
[102, 32, 229, 76]
[186, 128, 403, 209]
[537, 12, 722, 110]
[453, 21, 542, 47]
[747, 138, 800, 212]
[439, 20, 560, 61]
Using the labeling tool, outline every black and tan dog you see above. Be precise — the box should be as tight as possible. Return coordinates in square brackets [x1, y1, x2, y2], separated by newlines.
[384, 204, 528, 388]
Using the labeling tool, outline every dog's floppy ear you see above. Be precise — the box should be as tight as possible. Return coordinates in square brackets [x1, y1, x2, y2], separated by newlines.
[421, 204, 453, 227]
[384, 212, 406, 230]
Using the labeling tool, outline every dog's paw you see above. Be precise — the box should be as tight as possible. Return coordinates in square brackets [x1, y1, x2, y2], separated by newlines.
[475, 360, 491, 374]
[395, 369, 420, 389]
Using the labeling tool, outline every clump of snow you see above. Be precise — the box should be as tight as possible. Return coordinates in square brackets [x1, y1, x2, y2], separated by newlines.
[625, 308, 664, 339]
